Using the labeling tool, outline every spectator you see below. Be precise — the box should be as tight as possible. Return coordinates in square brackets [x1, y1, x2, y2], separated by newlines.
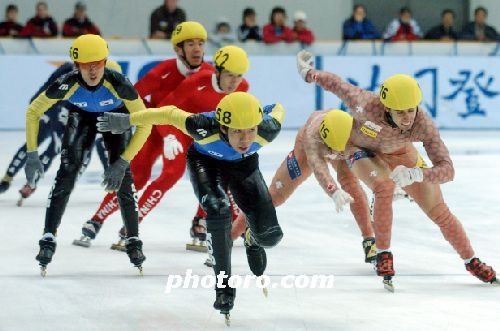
[150, 0, 186, 39]
[383, 6, 422, 41]
[424, 9, 458, 40]
[238, 7, 261, 42]
[62, 2, 100, 37]
[263, 6, 294, 44]
[342, 4, 380, 40]
[0, 4, 23, 37]
[292, 11, 314, 45]
[460, 6, 497, 41]
[210, 17, 237, 47]
[19, 1, 58, 38]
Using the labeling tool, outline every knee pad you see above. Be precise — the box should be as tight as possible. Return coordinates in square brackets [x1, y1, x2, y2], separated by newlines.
[253, 225, 283, 248]
[202, 195, 231, 219]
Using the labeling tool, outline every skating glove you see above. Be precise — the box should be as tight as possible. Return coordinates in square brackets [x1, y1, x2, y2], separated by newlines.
[296, 50, 314, 82]
[163, 134, 184, 160]
[102, 157, 129, 192]
[389, 165, 423, 188]
[97, 112, 131, 134]
[25, 151, 44, 189]
[331, 189, 354, 213]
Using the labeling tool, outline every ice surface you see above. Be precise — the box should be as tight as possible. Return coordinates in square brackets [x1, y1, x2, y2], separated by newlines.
[0, 130, 499, 331]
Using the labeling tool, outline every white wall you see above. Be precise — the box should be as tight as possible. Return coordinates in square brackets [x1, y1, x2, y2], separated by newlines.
[470, 0, 499, 30]
[1, 0, 352, 39]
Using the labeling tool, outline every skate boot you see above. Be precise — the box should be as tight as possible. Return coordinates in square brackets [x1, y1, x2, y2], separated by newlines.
[110, 226, 127, 252]
[0, 179, 11, 194]
[245, 228, 268, 297]
[376, 251, 395, 292]
[186, 216, 208, 253]
[73, 219, 102, 247]
[36, 233, 57, 277]
[362, 237, 377, 264]
[17, 184, 36, 206]
[125, 237, 146, 274]
[214, 287, 235, 326]
[465, 258, 498, 284]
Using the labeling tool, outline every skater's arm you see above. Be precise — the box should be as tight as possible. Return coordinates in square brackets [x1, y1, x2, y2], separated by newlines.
[130, 106, 190, 134]
[303, 119, 339, 196]
[417, 112, 454, 183]
[256, 104, 285, 145]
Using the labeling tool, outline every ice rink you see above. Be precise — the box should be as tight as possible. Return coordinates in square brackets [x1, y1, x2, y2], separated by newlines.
[0, 129, 499, 331]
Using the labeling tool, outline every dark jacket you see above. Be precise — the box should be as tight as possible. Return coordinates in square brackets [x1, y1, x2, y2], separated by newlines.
[342, 17, 380, 40]
[238, 25, 261, 42]
[0, 21, 23, 36]
[424, 25, 458, 40]
[150, 6, 186, 39]
[20, 16, 58, 37]
[460, 22, 498, 41]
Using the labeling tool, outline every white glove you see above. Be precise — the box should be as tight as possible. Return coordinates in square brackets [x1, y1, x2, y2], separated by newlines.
[296, 50, 314, 82]
[331, 189, 354, 213]
[163, 134, 184, 160]
[389, 165, 423, 188]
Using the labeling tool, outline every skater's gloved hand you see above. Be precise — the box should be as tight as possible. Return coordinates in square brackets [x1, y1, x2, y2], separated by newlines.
[389, 165, 423, 188]
[331, 188, 354, 213]
[97, 112, 131, 134]
[163, 134, 184, 160]
[296, 50, 315, 82]
[101, 157, 129, 192]
[25, 151, 44, 189]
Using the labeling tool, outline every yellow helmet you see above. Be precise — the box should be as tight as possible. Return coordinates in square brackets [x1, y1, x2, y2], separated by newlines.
[105, 59, 122, 74]
[216, 92, 263, 129]
[171, 21, 208, 46]
[379, 74, 422, 110]
[213, 45, 250, 75]
[69, 34, 109, 63]
[319, 109, 353, 151]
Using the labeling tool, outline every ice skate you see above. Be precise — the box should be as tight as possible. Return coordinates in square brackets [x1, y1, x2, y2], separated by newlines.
[465, 258, 498, 284]
[125, 237, 146, 275]
[214, 287, 235, 326]
[0, 179, 11, 194]
[17, 183, 36, 207]
[35, 234, 56, 277]
[376, 251, 395, 292]
[110, 226, 127, 252]
[245, 228, 268, 297]
[73, 219, 102, 248]
[362, 237, 377, 264]
[186, 216, 207, 253]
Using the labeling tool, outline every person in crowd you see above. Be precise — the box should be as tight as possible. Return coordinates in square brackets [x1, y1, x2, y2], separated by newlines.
[0, 4, 23, 37]
[383, 6, 422, 41]
[342, 4, 380, 40]
[424, 9, 458, 40]
[460, 6, 497, 41]
[19, 1, 58, 38]
[62, 2, 100, 37]
[238, 7, 261, 42]
[150, 0, 186, 39]
[263, 6, 293, 44]
[292, 10, 314, 45]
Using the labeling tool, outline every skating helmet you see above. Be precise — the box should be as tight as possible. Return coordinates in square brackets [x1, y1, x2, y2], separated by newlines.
[213, 45, 250, 75]
[105, 59, 122, 73]
[216, 92, 263, 129]
[171, 21, 208, 46]
[319, 109, 353, 151]
[379, 74, 422, 110]
[69, 34, 109, 63]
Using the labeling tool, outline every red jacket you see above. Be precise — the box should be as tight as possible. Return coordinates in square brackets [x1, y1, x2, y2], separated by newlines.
[293, 28, 314, 45]
[155, 70, 249, 137]
[19, 16, 57, 37]
[262, 23, 294, 43]
[134, 58, 213, 108]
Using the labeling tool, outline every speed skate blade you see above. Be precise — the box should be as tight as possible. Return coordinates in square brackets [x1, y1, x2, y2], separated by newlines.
[186, 243, 208, 253]
[72, 237, 92, 248]
[110, 242, 127, 252]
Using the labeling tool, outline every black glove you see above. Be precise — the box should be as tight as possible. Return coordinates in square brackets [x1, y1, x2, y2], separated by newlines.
[25, 151, 44, 188]
[101, 157, 129, 192]
[97, 112, 131, 134]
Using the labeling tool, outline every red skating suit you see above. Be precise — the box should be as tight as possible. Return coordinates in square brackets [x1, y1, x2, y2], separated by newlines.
[90, 58, 211, 223]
